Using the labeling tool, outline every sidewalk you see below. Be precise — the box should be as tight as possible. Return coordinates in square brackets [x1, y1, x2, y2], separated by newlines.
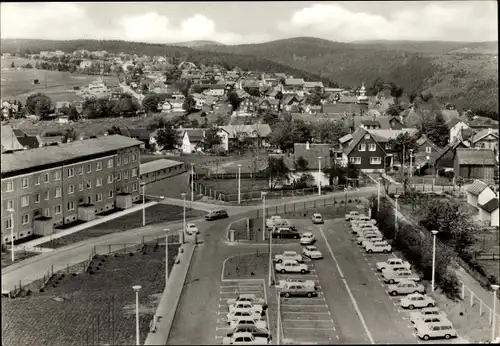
[144, 238, 196, 345]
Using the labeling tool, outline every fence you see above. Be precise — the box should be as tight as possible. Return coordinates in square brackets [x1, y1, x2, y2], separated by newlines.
[385, 183, 466, 196]
[460, 282, 500, 324]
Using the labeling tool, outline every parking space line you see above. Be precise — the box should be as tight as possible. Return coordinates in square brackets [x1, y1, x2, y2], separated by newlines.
[283, 327, 336, 330]
[283, 319, 334, 322]
[283, 311, 331, 315]
[280, 304, 328, 307]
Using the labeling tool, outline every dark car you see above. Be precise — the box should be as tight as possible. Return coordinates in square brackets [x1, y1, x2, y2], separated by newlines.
[204, 209, 229, 221]
[271, 227, 300, 239]
[227, 326, 272, 341]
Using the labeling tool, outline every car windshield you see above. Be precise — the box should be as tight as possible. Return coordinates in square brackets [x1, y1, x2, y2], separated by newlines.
[307, 246, 317, 251]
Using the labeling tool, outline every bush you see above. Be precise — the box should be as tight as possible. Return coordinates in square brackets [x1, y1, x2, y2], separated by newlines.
[437, 270, 460, 299]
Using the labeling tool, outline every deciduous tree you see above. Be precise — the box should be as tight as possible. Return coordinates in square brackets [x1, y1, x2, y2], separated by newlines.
[142, 94, 161, 114]
[155, 121, 180, 150]
[26, 93, 53, 120]
[295, 156, 309, 171]
[201, 126, 222, 152]
[227, 91, 241, 111]
[266, 157, 290, 190]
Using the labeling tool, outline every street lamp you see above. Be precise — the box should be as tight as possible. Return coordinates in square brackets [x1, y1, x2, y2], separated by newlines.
[344, 186, 348, 213]
[431, 230, 438, 292]
[164, 229, 170, 284]
[409, 149, 414, 181]
[394, 194, 400, 241]
[190, 163, 194, 201]
[276, 288, 281, 345]
[132, 285, 142, 346]
[140, 182, 146, 227]
[6, 208, 15, 262]
[317, 156, 322, 196]
[237, 164, 242, 204]
[492, 284, 499, 342]
[181, 193, 187, 243]
[262, 192, 272, 287]
[377, 178, 382, 216]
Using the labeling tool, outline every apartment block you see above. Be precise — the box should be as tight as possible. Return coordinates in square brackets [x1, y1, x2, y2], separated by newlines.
[1, 135, 142, 244]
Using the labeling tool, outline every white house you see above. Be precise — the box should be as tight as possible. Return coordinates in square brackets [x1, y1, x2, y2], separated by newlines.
[284, 142, 331, 188]
[180, 128, 206, 153]
[466, 179, 497, 210]
[203, 85, 225, 97]
[478, 197, 499, 227]
[448, 118, 470, 144]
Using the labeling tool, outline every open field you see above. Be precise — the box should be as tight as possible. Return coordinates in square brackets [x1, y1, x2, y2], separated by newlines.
[38, 204, 204, 249]
[1, 243, 179, 346]
[198, 178, 269, 195]
[144, 173, 191, 198]
[1, 249, 39, 269]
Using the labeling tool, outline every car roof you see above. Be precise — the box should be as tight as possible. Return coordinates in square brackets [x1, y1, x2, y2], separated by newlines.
[283, 251, 297, 254]
[187, 223, 196, 226]
[282, 259, 299, 263]
[233, 332, 253, 338]
[407, 293, 425, 298]
[238, 294, 256, 298]
[313, 213, 322, 216]
[398, 280, 417, 284]
[306, 245, 317, 249]
[302, 232, 313, 236]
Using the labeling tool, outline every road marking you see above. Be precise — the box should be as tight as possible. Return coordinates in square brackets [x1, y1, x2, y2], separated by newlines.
[283, 319, 334, 322]
[318, 226, 375, 344]
[280, 304, 328, 307]
[215, 326, 232, 331]
[283, 327, 336, 330]
[282, 311, 331, 315]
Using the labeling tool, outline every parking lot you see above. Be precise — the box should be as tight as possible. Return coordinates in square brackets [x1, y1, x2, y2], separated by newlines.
[215, 279, 268, 344]
[274, 258, 339, 344]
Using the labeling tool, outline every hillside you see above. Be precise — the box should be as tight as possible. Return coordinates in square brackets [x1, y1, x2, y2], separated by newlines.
[168, 40, 225, 48]
[350, 40, 498, 54]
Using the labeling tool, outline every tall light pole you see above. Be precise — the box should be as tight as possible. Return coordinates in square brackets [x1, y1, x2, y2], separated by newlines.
[181, 193, 187, 242]
[190, 163, 194, 201]
[431, 230, 438, 292]
[409, 149, 414, 181]
[394, 194, 400, 241]
[317, 156, 322, 196]
[277, 288, 281, 345]
[164, 229, 170, 284]
[141, 182, 146, 227]
[492, 284, 499, 342]
[132, 285, 142, 346]
[237, 164, 242, 204]
[262, 192, 267, 242]
[377, 178, 381, 216]
[7, 208, 15, 262]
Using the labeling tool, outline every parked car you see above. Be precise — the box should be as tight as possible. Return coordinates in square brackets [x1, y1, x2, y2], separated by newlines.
[227, 309, 263, 325]
[352, 224, 379, 235]
[300, 232, 316, 245]
[230, 316, 268, 330]
[383, 269, 420, 284]
[185, 223, 199, 235]
[302, 245, 323, 259]
[409, 307, 445, 325]
[205, 209, 228, 221]
[381, 265, 412, 277]
[345, 211, 360, 221]
[387, 280, 425, 296]
[361, 238, 385, 249]
[376, 258, 411, 271]
[265, 216, 282, 229]
[226, 294, 266, 307]
[227, 325, 271, 341]
[271, 227, 301, 239]
[365, 242, 392, 254]
[229, 301, 264, 315]
[222, 332, 269, 345]
[413, 315, 451, 331]
[311, 213, 324, 224]
[401, 293, 435, 310]
[415, 322, 457, 341]
[279, 283, 317, 298]
[356, 232, 383, 244]
[275, 259, 309, 274]
[274, 251, 303, 263]
[276, 277, 316, 290]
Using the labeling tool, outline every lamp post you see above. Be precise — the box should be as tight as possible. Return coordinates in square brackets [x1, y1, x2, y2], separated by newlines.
[181, 193, 187, 242]
[409, 149, 414, 181]
[394, 194, 400, 241]
[237, 164, 242, 204]
[492, 284, 499, 342]
[190, 163, 194, 201]
[132, 285, 142, 346]
[344, 186, 348, 213]
[377, 178, 381, 216]
[277, 288, 281, 345]
[431, 230, 438, 292]
[6, 208, 15, 262]
[317, 156, 322, 196]
[164, 228, 171, 283]
[140, 182, 146, 227]
[262, 192, 267, 242]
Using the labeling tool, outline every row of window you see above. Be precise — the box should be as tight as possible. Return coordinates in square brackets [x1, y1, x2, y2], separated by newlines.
[349, 157, 382, 165]
[358, 143, 377, 152]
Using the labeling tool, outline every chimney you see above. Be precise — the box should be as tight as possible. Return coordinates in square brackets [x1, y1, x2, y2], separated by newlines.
[306, 141, 310, 150]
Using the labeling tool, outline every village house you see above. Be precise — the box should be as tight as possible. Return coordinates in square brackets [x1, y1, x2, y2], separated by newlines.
[470, 128, 499, 151]
[285, 142, 332, 187]
[281, 78, 305, 95]
[219, 124, 272, 150]
[179, 128, 206, 153]
[303, 81, 325, 94]
[1, 125, 25, 152]
[203, 84, 226, 97]
[429, 140, 471, 174]
[258, 98, 280, 112]
[468, 116, 499, 130]
[413, 134, 440, 169]
[447, 118, 470, 144]
[454, 148, 496, 181]
[241, 97, 258, 113]
[366, 128, 419, 167]
[13, 129, 43, 149]
[281, 94, 302, 112]
[466, 179, 499, 226]
[340, 128, 387, 172]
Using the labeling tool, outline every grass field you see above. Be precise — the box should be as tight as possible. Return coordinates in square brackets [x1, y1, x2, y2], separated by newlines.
[1, 243, 179, 346]
[198, 178, 269, 196]
[38, 204, 205, 249]
[223, 253, 269, 280]
[1, 249, 39, 269]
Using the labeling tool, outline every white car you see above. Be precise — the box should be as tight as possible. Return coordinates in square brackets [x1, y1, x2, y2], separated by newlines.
[230, 316, 268, 330]
[413, 315, 451, 332]
[227, 309, 263, 324]
[387, 280, 426, 296]
[361, 238, 385, 248]
[345, 211, 360, 221]
[275, 260, 309, 274]
[352, 224, 379, 235]
[274, 251, 303, 263]
[227, 294, 266, 306]
[311, 213, 324, 224]
[365, 242, 392, 254]
[381, 264, 412, 276]
[300, 232, 316, 245]
[356, 232, 383, 244]
[185, 223, 199, 235]
[229, 301, 264, 315]
[401, 293, 435, 310]
[302, 245, 323, 259]
[376, 258, 411, 271]
[409, 307, 445, 325]
[276, 277, 316, 290]
[222, 332, 269, 345]
[383, 269, 420, 284]
[415, 322, 457, 341]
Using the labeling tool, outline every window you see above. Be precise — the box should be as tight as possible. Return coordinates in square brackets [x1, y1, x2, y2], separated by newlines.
[5, 218, 12, 229]
[79, 182, 84, 191]
[385, 143, 391, 150]
[116, 156, 121, 166]
[5, 182, 13, 192]
[55, 187, 62, 198]
[364, 134, 370, 139]
[78, 166, 83, 175]
[370, 157, 382, 165]
[124, 170, 129, 180]
[44, 190, 50, 200]
[87, 164, 92, 173]
[426, 146, 432, 153]
[349, 157, 361, 164]
[44, 173, 49, 183]
[96, 193, 103, 202]
[35, 193, 40, 203]
[96, 177, 103, 187]
[35, 175, 40, 186]
[68, 184, 75, 194]
[132, 183, 138, 191]
[6, 199, 13, 210]
[54, 205, 62, 214]
[86, 181, 92, 189]
[107, 174, 114, 184]
[67, 201, 75, 211]
[43, 208, 50, 217]
[115, 172, 121, 181]
[68, 168, 75, 177]
[131, 168, 138, 177]
[21, 195, 29, 207]
[358, 143, 366, 151]
[108, 190, 114, 199]
[131, 153, 137, 162]
[107, 159, 113, 168]
[368, 143, 376, 151]
[96, 162, 103, 171]
[21, 214, 29, 225]
[123, 155, 129, 164]
[55, 171, 61, 181]
[124, 186, 129, 193]
[22, 178, 29, 188]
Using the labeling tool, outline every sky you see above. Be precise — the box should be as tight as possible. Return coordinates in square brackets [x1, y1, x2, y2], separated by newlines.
[1, 1, 498, 45]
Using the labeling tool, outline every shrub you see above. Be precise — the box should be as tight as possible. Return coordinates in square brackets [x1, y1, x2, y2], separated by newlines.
[437, 270, 460, 299]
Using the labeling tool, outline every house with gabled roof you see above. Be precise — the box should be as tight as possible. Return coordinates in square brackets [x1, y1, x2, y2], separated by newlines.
[282, 78, 305, 94]
[258, 98, 280, 112]
[470, 128, 499, 151]
[447, 118, 470, 144]
[1, 125, 25, 152]
[286, 142, 332, 187]
[303, 81, 324, 94]
[465, 179, 498, 226]
[219, 124, 272, 150]
[341, 127, 387, 172]
[414, 134, 440, 168]
[478, 197, 499, 227]
[454, 148, 496, 181]
[429, 140, 470, 174]
[468, 116, 499, 130]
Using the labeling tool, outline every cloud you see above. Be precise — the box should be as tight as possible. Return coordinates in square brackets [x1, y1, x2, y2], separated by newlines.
[279, 2, 498, 42]
[0, 3, 269, 44]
